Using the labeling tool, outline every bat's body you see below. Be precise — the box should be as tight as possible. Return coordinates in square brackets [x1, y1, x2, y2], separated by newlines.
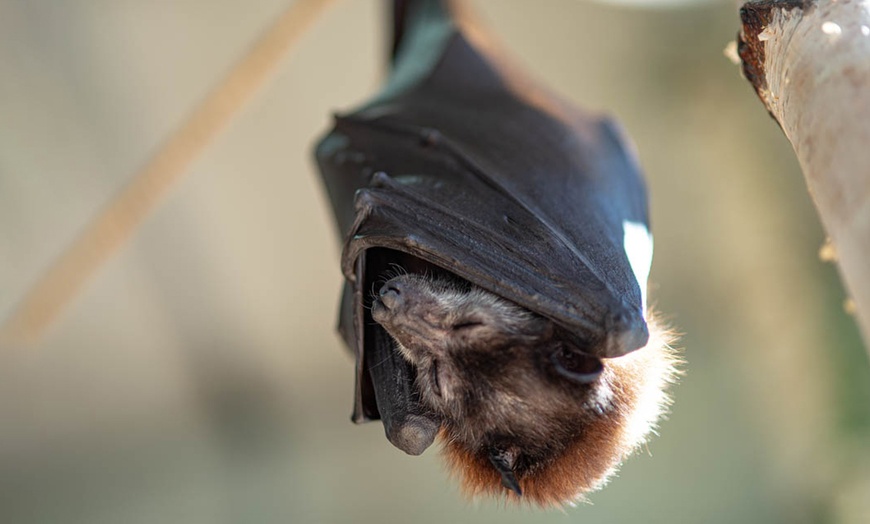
[314, 0, 677, 506]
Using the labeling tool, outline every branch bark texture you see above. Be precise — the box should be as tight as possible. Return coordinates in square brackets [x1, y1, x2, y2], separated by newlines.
[739, 0, 870, 347]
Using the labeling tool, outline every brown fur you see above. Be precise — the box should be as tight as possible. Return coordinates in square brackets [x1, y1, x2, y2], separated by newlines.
[440, 317, 678, 507]
[372, 274, 679, 507]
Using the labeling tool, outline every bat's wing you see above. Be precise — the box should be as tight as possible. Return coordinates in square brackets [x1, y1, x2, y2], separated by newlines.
[316, 0, 652, 431]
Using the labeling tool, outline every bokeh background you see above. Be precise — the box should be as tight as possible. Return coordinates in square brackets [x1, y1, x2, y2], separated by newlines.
[2, 1, 869, 523]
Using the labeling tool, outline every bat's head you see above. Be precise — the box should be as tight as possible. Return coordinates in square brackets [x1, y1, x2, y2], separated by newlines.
[371, 273, 677, 507]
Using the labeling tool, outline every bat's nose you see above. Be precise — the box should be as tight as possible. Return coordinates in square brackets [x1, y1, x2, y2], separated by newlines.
[378, 281, 404, 309]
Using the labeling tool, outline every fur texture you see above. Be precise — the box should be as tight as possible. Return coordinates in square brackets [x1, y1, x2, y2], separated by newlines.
[372, 274, 679, 507]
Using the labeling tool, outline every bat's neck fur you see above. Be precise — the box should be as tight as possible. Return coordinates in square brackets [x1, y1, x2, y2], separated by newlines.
[371, 273, 678, 507]
[442, 318, 676, 506]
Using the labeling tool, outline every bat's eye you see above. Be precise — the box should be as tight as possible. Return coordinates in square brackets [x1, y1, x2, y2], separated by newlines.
[430, 359, 442, 397]
[452, 320, 483, 331]
[551, 346, 603, 384]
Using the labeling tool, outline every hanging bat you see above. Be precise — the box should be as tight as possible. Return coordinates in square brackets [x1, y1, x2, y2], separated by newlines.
[314, 0, 678, 507]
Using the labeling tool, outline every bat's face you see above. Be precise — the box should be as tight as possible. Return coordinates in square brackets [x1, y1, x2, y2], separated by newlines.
[372, 274, 590, 429]
[371, 273, 677, 506]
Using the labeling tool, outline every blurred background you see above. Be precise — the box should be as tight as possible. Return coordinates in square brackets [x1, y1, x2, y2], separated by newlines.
[1, 0, 869, 523]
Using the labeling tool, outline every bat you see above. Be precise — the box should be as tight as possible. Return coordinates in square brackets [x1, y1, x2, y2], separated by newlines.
[314, 0, 678, 507]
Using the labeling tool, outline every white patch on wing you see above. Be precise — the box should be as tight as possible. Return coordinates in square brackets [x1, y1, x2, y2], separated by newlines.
[622, 220, 653, 313]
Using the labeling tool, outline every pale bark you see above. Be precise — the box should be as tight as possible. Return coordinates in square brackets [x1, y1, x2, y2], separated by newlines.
[739, 0, 870, 348]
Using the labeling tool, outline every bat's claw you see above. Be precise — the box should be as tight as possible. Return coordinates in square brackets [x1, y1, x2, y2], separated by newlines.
[489, 448, 523, 496]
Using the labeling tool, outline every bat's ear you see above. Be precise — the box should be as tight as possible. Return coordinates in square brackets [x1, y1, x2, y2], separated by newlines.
[488, 447, 522, 496]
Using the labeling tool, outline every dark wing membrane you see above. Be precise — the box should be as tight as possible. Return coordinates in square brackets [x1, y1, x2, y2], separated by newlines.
[315, 0, 650, 424]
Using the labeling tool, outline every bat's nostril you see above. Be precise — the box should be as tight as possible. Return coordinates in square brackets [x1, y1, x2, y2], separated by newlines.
[378, 282, 404, 309]
[379, 282, 402, 296]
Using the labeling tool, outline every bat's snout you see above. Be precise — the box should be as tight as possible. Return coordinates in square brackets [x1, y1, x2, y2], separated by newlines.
[371, 282, 407, 326]
[378, 281, 404, 310]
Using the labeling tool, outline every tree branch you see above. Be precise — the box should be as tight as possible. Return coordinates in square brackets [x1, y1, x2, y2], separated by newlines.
[739, 0, 870, 349]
